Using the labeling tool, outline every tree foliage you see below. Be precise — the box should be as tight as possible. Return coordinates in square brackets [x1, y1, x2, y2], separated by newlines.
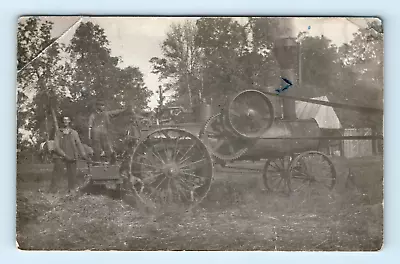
[334, 20, 384, 129]
[17, 17, 384, 162]
[151, 18, 383, 129]
[17, 18, 64, 150]
[17, 19, 152, 160]
[150, 20, 203, 108]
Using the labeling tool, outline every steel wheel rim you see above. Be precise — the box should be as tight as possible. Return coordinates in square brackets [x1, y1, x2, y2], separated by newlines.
[262, 157, 292, 194]
[128, 128, 214, 208]
[288, 151, 337, 197]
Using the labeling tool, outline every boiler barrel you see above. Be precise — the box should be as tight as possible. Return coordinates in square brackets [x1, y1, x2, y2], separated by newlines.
[244, 118, 321, 158]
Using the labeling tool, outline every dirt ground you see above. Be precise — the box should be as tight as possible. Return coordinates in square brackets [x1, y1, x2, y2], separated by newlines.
[16, 156, 383, 251]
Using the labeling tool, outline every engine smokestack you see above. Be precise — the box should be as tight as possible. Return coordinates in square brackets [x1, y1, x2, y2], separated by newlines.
[273, 18, 298, 120]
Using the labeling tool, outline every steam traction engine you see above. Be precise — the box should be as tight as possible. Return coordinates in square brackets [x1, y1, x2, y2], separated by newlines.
[85, 89, 381, 208]
[199, 90, 337, 197]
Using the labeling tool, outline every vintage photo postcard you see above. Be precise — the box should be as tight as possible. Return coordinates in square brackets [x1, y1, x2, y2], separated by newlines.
[16, 16, 383, 251]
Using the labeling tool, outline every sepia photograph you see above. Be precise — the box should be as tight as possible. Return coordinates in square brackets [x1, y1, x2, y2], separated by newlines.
[16, 16, 384, 251]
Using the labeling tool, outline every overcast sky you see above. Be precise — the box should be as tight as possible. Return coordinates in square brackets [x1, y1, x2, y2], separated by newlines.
[30, 16, 374, 108]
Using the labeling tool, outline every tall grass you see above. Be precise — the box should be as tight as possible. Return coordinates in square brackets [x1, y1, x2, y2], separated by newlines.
[16, 156, 383, 251]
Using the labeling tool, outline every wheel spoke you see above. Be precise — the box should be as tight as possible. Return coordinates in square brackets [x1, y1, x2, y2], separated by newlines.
[179, 158, 206, 169]
[292, 171, 310, 179]
[263, 159, 286, 192]
[292, 180, 309, 192]
[132, 161, 160, 170]
[181, 171, 206, 180]
[141, 172, 164, 184]
[288, 152, 336, 198]
[166, 179, 174, 203]
[131, 170, 158, 176]
[315, 176, 335, 180]
[142, 142, 165, 164]
[145, 139, 165, 164]
[178, 142, 196, 163]
[268, 173, 281, 178]
[278, 158, 284, 168]
[130, 128, 213, 207]
[156, 131, 170, 160]
[178, 178, 194, 190]
[136, 153, 157, 164]
[154, 176, 167, 190]
[267, 167, 280, 174]
[179, 146, 204, 166]
[173, 179, 190, 201]
[172, 136, 185, 160]
[270, 161, 281, 170]
[274, 177, 284, 190]
[144, 146, 165, 164]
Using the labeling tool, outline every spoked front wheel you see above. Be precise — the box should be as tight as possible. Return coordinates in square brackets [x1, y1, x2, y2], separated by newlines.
[262, 156, 292, 195]
[288, 151, 337, 200]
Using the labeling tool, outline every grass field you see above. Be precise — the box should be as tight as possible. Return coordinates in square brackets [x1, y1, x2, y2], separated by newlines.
[16, 155, 383, 251]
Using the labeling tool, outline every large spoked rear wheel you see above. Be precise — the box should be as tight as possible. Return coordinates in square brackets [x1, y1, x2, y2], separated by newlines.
[127, 128, 214, 210]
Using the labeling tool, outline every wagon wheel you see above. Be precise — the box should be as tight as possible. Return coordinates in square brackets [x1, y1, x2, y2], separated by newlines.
[227, 90, 274, 139]
[262, 156, 292, 195]
[127, 128, 214, 209]
[288, 151, 337, 200]
[200, 113, 253, 161]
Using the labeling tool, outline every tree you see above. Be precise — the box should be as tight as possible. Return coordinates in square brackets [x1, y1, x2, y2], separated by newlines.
[195, 18, 250, 106]
[66, 21, 152, 146]
[16, 91, 29, 152]
[333, 20, 384, 129]
[17, 17, 64, 156]
[17, 19, 153, 160]
[340, 20, 383, 95]
[150, 17, 283, 112]
[27, 42, 68, 142]
[150, 20, 204, 109]
[66, 22, 120, 109]
[297, 32, 342, 97]
[17, 18, 56, 71]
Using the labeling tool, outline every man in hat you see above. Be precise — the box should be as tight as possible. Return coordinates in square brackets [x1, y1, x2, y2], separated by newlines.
[51, 115, 90, 193]
[88, 100, 131, 164]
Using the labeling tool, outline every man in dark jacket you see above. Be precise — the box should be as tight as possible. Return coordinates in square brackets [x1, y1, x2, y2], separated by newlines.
[51, 115, 89, 193]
